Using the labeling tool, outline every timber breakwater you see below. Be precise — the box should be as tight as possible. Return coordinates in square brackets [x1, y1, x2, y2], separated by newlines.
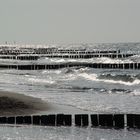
[0, 114, 140, 129]
[0, 45, 137, 70]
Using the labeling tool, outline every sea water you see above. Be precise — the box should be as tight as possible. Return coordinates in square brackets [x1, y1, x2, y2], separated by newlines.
[0, 43, 140, 139]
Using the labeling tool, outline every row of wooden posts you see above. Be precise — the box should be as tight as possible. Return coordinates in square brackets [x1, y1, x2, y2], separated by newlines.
[42, 53, 133, 59]
[0, 53, 134, 60]
[0, 114, 140, 129]
[34, 50, 120, 54]
[0, 49, 120, 55]
[0, 49, 135, 60]
[0, 63, 140, 70]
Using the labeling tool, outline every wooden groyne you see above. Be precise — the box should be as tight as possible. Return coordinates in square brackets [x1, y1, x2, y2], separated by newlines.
[0, 114, 140, 129]
[0, 63, 140, 70]
[0, 53, 134, 60]
[0, 47, 120, 55]
[0, 47, 135, 60]
[0, 55, 39, 60]
[34, 49, 120, 55]
[44, 53, 134, 59]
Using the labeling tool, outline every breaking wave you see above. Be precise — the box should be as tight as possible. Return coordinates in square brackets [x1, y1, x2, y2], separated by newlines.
[78, 73, 140, 86]
[99, 74, 134, 82]
[38, 56, 135, 64]
[28, 78, 55, 84]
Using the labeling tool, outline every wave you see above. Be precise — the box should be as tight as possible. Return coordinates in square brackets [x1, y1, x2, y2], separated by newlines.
[78, 73, 140, 86]
[28, 78, 55, 84]
[60, 86, 107, 93]
[100, 73, 140, 82]
[39, 56, 134, 64]
[132, 90, 140, 96]
[63, 67, 89, 74]
[44, 58, 77, 63]
[42, 69, 62, 75]
[99, 74, 134, 82]
[109, 89, 131, 94]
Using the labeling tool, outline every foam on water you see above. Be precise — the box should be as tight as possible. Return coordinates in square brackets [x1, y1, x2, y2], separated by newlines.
[78, 72, 140, 86]
[41, 57, 134, 64]
[28, 78, 55, 84]
[0, 126, 140, 140]
[42, 70, 62, 74]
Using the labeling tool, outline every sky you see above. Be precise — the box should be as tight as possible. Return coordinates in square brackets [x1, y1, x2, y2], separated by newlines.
[0, 0, 140, 44]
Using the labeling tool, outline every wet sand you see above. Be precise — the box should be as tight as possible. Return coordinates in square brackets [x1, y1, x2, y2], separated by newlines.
[0, 91, 49, 116]
[36, 102, 91, 115]
[0, 90, 92, 116]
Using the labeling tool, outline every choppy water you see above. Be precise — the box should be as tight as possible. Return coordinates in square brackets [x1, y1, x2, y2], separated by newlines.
[1, 43, 140, 139]
[1, 125, 140, 140]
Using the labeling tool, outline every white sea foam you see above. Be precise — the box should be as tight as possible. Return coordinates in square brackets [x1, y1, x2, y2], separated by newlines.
[50, 58, 66, 63]
[28, 78, 55, 84]
[63, 74, 78, 81]
[132, 90, 140, 96]
[39, 56, 135, 64]
[92, 57, 134, 64]
[93, 57, 123, 64]
[78, 73, 140, 86]
[42, 70, 62, 74]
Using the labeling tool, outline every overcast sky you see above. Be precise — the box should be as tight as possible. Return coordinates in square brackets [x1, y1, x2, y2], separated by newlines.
[0, 0, 140, 44]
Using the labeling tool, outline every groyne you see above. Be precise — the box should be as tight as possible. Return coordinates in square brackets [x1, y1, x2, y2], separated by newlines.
[0, 114, 140, 129]
[0, 47, 120, 55]
[0, 63, 139, 70]
[0, 53, 134, 60]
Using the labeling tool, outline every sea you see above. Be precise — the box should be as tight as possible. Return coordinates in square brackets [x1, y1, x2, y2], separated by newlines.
[0, 43, 140, 140]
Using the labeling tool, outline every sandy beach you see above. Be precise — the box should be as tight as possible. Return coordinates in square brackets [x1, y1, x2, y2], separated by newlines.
[0, 91, 49, 116]
[0, 90, 91, 116]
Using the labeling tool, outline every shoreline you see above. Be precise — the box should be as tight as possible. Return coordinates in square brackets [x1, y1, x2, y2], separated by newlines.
[35, 102, 92, 115]
[0, 91, 49, 116]
[0, 90, 91, 116]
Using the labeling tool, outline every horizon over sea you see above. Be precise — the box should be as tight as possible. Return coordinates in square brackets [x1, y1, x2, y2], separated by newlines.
[0, 42, 140, 140]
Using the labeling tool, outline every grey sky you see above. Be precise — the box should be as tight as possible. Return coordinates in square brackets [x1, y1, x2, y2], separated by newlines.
[0, 0, 140, 44]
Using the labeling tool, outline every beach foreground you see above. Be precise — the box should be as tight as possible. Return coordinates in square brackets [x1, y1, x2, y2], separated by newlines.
[0, 90, 91, 116]
[0, 91, 49, 116]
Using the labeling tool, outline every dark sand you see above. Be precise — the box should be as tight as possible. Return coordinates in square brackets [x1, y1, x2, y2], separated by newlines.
[0, 91, 49, 116]
[0, 91, 92, 116]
